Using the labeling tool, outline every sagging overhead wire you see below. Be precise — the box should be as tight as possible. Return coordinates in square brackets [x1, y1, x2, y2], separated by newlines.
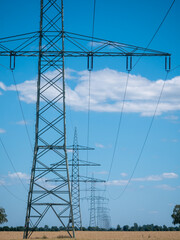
[0, 136, 27, 191]
[110, 71, 169, 200]
[0, 64, 33, 153]
[106, 72, 130, 182]
[1, 184, 26, 203]
[86, 0, 97, 178]
[106, 0, 175, 190]
[11, 71, 34, 152]
[133, 0, 175, 69]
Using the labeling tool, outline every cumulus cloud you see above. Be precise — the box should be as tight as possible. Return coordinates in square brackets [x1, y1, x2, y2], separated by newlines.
[1, 68, 180, 116]
[156, 184, 176, 191]
[120, 172, 128, 177]
[0, 179, 5, 185]
[7, 172, 58, 189]
[0, 128, 6, 134]
[106, 172, 178, 186]
[105, 179, 128, 186]
[163, 115, 179, 121]
[8, 172, 29, 180]
[96, 171, 108, 175]
[162, 172, 178, 179]
[16, 120, 29, 125]
[132, 172, 178, 182]
[95, 143, 105, 148]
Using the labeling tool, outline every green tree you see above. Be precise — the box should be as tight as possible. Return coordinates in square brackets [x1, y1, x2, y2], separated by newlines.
[0, 208, 8, 224]
[116, 224, 121, 231]
[172, 205, 180, 225]
[123, 225, 129, 231]
[133, 223, 138, 231]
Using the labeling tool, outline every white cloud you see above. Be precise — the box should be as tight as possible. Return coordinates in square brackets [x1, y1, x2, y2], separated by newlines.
[106, 172, 178, 186]
[16, 120, 29, 125]
[1, 68, 180, 116]
[133, 172, 178, 182]
[0, 128, 6, 134]
[6, 80, 37, 103]
[163, 115, 179, 121]
[162, 172, 178, 179]
[0, 82, 6, 91]
[156, 184, 176, 191]
[120, 172, 127, 177]
[132, 175, 162, 182]
[0, 179, 5, 185]
[105, 179, 128, 186]
[95, 143, 105, 148]
[8, 172, 29, 180]
[96, 171, 108, 175]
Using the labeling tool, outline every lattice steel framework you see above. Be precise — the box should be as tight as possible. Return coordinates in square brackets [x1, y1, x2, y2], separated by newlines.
[96, 195, 111, 229]
[71, 128, 82, 230]
[22, 0, 75, 238]
[89, 176, 96, 227]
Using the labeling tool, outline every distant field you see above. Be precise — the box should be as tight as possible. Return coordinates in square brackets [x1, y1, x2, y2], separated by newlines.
[0, 231, 180, 240]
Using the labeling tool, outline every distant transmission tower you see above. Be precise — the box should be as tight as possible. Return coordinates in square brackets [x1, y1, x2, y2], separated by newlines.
[96, 194, 111, 229]
[0, 0, 171, 238]
[69, 127, 103, 229]
[89, 175, 96, 227]
[71, 128, 82, 230]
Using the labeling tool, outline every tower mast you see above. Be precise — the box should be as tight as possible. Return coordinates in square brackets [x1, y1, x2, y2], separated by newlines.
[23, 0, 75, 238]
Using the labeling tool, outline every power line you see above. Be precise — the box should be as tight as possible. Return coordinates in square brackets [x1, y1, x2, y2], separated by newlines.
[0, 136, 27, 191]
[0, 63, 10, 71]
[107, 72, 130, 182]
[106, 0, 175, 190]
[86, 0, 97, 177]
[0, 64, 33, 153]
[1, 184, 26, 203]
[133, 0, 175, 69]
[110, 71, 169, 200]
[11, 71, 34, 152]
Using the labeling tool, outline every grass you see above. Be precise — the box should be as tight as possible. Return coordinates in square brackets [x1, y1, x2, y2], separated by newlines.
[0, 231, 180, 240]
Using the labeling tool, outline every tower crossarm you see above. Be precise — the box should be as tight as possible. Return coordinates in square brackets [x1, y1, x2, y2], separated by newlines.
[0, 31, 171, 71]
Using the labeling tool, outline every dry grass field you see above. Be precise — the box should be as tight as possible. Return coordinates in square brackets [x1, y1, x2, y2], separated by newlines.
[0, 231, 180, 240]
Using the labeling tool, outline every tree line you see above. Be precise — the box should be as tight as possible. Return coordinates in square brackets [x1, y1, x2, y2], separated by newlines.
[0, 224, 180, 232]
[1, 205, 180, 231]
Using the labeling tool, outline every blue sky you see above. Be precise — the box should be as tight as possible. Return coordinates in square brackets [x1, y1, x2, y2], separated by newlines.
[0, 0, 180, 228]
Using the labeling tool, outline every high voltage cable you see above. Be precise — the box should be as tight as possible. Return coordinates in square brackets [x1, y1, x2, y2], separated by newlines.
[11, 71, 34, 152]
[106, 0, 175, 188]
[133, 0, 175, 69]
[106, 72, 130, 182]
[111, 71, 169, 200]
[0, 64, 33, 153]
[86, 0, 96, 178]
[0, 136, 27, 191]
[1, 184, 26, 203]
[0, 63, 10, 71]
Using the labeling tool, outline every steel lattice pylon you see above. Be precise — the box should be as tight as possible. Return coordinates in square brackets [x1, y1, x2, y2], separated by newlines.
[23, 0, 75, 238]
[89, 175, 96, 227]
[71, 128, 82, 230]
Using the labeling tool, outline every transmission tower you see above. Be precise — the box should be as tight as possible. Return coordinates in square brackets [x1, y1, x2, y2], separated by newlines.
[0, 0, 171, 238]
[89, 174, 96, 227]
[71, 128, 82, 230]
[96, 194, 111, 229]
[23, 0, 75, 238]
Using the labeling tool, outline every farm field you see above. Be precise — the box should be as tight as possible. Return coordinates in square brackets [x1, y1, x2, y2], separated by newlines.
[0, 231, 180, 240]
